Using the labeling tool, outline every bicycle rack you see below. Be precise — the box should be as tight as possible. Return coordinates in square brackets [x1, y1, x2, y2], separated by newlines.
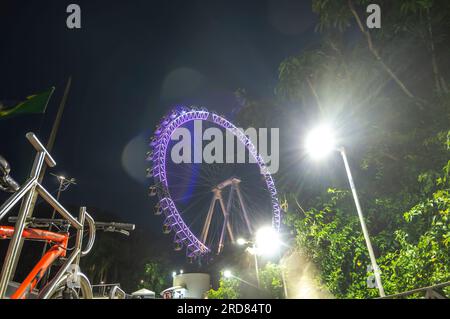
[0, 132, 94, 299]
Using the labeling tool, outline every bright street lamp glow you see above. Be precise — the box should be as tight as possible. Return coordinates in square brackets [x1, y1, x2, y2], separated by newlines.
[180, 269, 184, 274]
[255, 226, 280, 257]
[305, 124, 336, 160]
[223, 270, 232, 278]
[236, 238, 247, 246]
[172, 271, 176, 277]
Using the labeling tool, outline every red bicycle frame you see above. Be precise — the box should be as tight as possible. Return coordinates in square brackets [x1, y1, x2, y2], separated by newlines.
[0, 226, 69, 299]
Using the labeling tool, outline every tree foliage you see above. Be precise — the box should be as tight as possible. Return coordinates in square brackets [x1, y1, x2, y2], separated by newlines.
[206, 272, 241, 299]
[138, 260, 171, 294]
[259, 262, 285, 299]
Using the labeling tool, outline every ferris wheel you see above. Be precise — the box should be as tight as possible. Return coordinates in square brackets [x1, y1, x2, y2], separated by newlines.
[146, 106, 281, 259]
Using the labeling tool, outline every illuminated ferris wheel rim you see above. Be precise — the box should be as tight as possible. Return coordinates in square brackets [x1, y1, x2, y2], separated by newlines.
[148, 106, 282, 258]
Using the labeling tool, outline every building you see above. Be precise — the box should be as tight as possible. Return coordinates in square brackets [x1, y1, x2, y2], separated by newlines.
[161, 273, 210, 299]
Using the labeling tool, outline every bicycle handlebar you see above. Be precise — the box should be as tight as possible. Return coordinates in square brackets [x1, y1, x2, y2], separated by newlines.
[81, 212, 95, 256]
[95, 222, 135, 231]
[25, 132, 56, 167]
[7, 217, 135, 233]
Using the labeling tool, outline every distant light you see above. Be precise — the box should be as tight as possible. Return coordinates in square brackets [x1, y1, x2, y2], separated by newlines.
[237, 238, 247, 246]
[180, 269, 184, 274]
[172, 271, 177, 277]
[246, 246, 257, 255]
[223, 270, 232, 278]
[305, 124, 336, 160]
[255, 226, 281, 257]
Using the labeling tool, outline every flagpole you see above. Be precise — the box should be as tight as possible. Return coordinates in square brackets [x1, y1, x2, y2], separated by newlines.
[10, 77, 72, 281]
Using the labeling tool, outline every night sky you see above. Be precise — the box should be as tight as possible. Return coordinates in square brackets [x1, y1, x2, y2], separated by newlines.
[0, 0, 318, 265]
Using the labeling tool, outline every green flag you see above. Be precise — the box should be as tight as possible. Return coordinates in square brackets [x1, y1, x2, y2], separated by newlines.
[0, 87, 55, 119]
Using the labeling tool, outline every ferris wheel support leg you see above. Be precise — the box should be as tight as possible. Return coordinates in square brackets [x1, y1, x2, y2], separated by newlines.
[235, 184, 253, 235]
[200, 195, 217, 243]
[218, 193, 234, 244]
[218, 186, 235, 254]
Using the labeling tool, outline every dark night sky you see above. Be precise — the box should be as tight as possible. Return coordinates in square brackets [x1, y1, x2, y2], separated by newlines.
[0, 0, 318, 265]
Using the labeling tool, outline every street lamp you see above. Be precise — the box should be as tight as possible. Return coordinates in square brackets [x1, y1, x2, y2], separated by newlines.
[305, 124, 386, 297]
[223, 270, 232, 279]
[236, 226, 282, 289]
[255, 226, 281, 257]
[237, 238, 260, 288]
[304, 124, 336, 160]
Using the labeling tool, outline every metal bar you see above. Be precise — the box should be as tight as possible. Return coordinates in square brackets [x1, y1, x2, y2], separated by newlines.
[0, 152, 46, 298]
[280, 266, 289, 299]
[253, 243, 260, 288]
[0, 177, 36, 222]
[35, 183, 82, 230]
[380, 281, 450, 299]
[340, 148, 385, 297]
[81, 212, 96, 256]
[25, 133, 56, 168]
[74, 207, 86, 266]
[217, 190, 234, 243]
[218, 185, 234, 254]
[39, 177, 65, 281]
[234, 184, 253, 235]
[109, 285, 127, 299]
[201, 195, 217, 243]
[12, 133, 54, 280]
[38, 247, 80, 299]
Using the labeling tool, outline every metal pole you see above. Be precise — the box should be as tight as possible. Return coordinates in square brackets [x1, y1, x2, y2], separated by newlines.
[252, 243, 260, 288]
[234, 183, 253, 235]
[218, 185, 234, 254]
[40, 177, 64, 255]
[339, 147, 385, 297]
[217, 191, 235, 243]
[0, 152, 45, 298]
[281, 268, 288, 298]
[40, 175, 76, 287]
[200, 194, 217, 243]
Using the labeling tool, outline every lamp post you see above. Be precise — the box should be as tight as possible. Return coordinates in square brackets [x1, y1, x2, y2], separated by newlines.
[237, 226, 282, 290]
[237, 238, 260, 288]
[305, 124, 386, 297]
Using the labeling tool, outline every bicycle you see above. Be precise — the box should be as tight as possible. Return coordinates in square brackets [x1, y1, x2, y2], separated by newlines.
[0, 132, 135, 299]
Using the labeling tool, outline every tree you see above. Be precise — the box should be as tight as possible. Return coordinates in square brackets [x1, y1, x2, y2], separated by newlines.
[206, 272, 241, 299]
[138, 260, 171, 294]
[259, 262, 285, 299]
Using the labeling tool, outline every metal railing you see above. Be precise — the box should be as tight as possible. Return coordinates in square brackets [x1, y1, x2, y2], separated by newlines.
[380, 281, 450, 299]
[0, 132, 94, 299]
[92, 283, 128, 299]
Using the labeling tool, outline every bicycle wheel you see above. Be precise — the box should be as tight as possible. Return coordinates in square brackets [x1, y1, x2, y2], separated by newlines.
[48, 272, 93, 299]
